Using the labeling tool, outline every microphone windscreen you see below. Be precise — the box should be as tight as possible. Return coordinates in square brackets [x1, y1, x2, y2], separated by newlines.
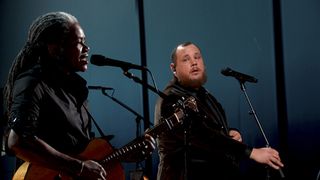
[90, 55, 105, 66]
[221, 67, 231, 76]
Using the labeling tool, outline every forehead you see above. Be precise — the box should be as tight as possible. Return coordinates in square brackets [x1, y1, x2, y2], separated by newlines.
[176, 44, 200, 57]
[68, 23, 85, 40]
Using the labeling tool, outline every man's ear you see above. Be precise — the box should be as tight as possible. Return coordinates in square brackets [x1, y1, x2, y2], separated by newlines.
[170, 63, 176, 73]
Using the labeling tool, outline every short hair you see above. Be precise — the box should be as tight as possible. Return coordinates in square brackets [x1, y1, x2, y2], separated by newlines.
[170, 41, 201, 64]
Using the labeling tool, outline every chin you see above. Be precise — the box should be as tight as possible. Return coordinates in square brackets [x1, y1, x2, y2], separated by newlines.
[79, 65, 88, 72]
[180, 79, 202, 89]
[191, 77, 206, 87]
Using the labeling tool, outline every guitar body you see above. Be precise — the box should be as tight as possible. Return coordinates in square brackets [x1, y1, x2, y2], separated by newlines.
[12, 138, 125, 180]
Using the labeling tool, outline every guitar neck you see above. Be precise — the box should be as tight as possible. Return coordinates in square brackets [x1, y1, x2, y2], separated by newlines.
[99, 109, 185, 165]
[146, 109, 185, 138]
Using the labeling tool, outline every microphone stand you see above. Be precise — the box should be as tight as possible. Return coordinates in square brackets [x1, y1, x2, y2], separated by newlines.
[238, 81, 285, 180]
[123, 71, 167, 99]
[183, 113, 190, 180]
[100, 89, 144, 169]
[123, 70, 192, 180]
[122, 70, 170, 178]
[101, 90, 143, 137]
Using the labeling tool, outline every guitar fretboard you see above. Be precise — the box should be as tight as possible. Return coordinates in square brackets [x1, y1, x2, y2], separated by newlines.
[99, 96, 197, 165]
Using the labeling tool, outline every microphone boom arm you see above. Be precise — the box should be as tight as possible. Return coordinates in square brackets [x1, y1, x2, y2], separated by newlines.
[123, 71, 167, 99]
[100, 89, 146, 138]
[101, 90, 144, 120]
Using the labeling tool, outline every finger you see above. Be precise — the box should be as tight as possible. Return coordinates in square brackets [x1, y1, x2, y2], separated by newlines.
[145, 134, 156, 144]
[273, 154, 281, 161]
[267, 157, 279, 170]
[233, 136, 241, 142]
[144, 136, 156, 150]
[99, 173, 106, 180]
[100, 167, 107, 180]
[270, 148, 279, 156]
[274, 158, 284, 167]
[145, 142, 156, 150]
[229, 131, 237, 137]
[148, 140, 156, 150]
[99, 174, 107, 180]
[144, 142, 155, 155]
[96, 164, 106, 176]
[270, 157, 284, 169]
[269, 162, 280, 170]
[150, 136, 156, 144]
[271, 151, 282, 163]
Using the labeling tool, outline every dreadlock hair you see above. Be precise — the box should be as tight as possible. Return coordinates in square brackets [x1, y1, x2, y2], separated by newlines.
[3, 12, 78, 116]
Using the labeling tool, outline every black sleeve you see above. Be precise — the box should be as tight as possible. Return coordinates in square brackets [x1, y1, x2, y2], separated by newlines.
[190, 118, 253, 160]
[9, 74, 42, 138]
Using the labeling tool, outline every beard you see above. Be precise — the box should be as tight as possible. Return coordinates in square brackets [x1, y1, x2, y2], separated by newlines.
[179, 70, 207, 89]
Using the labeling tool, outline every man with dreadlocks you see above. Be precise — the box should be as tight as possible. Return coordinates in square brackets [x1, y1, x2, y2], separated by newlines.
[3, 12, 155, 180]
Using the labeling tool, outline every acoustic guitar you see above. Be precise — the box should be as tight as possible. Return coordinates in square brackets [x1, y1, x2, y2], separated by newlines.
[12, 96, 198, 180]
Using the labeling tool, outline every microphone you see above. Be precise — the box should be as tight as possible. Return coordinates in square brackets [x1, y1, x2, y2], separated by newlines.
[90, 54, 147, 70]
[88, 86, 114, 90]
[221, 67, 258, 83]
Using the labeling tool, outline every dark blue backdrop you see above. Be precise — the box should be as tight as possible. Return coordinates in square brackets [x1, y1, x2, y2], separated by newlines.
[1, 0, 319, 179]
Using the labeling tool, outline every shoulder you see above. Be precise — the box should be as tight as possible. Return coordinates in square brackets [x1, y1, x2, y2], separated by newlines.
[12, 66, 46, 98]
[14, 66, 41, 89]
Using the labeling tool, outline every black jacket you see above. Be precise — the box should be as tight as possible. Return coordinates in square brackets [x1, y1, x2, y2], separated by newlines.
[154, 78, 252, 180]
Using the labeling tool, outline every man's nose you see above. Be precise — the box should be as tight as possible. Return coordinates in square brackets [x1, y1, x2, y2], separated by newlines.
[191, 58, 197, 65]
